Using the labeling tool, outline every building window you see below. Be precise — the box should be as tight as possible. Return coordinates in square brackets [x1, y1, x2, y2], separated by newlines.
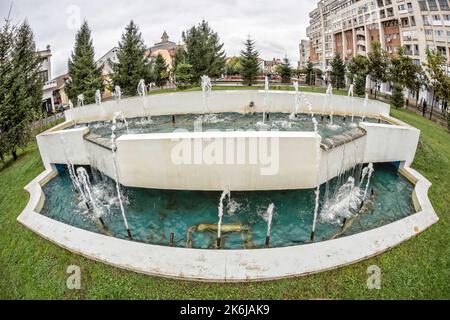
[438, 0, 450, 10]
[427, 0, 439, 11]
[435, 30, 444, 37]
[39, 71, 49, 83]
[423, 15, 431, 25]
[432, 14, 442, 24]
[419, 0, 428, 11]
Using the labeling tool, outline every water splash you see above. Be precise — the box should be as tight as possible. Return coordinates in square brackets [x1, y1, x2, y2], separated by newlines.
[362, 163, 374, 199]
[113, 111, 130, 134]
[111, 114, 132, 238]
[77, 94, 85, 107]
[265, 203, 275, 238]
[263, 76, 269, 124]
[217, 188, 231, 241]
[290, 80, 300, 119]
[137, 79, 152, 122]
[362, 93, 369, 122]
[320, 176, 363, 224]
[95, 90, 101, 105]
[114, 86, 122, 103]
[348, 84, 354, 122]
[201, 75, 212, 114]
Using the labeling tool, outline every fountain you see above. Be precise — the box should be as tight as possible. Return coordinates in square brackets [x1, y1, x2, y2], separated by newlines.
[95, 90, 102, 105]
[111, 113, 132, 239]
[77, 94, 84, 107]
[263, 76, 269, 123]
[68, 99, 74, 110]
[201, 75, 212, 114]
[76, 167, 101, 217]
[137, 79, 152, 122]
[348, 84, 355, 123]
[25, 84, 433, 281]
[113, 111, 129, 134]
[217, 189, 231, 248]
[324, 83, 333, 124]
[114, 86, 122, 102]
[362, 93, 369, 122]
[265, 203, 275, 246]
[362, 163, 374, 200]
[289, 81, 300, 120]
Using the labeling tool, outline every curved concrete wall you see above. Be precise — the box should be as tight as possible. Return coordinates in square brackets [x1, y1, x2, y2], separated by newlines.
[17, 167, 439, 281]
[36, 91, 420, 191]
[65, 90, 390, 123]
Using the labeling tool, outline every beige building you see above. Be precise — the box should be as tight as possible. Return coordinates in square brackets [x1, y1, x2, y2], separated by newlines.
[147, 31, 181, 68]
[299, 39, 311, 68]
[306, 0, 450, 73]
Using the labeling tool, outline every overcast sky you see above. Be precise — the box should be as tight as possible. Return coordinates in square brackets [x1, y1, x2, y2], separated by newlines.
[1, 0, 315, 77]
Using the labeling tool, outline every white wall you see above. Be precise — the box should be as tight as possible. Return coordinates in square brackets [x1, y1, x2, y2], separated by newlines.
[116, 132, 320, 191]
[65, 90, 390, 123]
[360, 122, 420, 167]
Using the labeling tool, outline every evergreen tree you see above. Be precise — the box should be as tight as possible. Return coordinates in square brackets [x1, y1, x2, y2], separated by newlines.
[174, 63, 194, 89]
[425, 49, 448, 120]
[330, 54, 345, 89]
[368, 42, 389, 98]
[173, 46, 187, 69]
[65, 21, 103, 104]
[279, 56, 292, 84]
[0, 19, 14, 161]
[354, 75, 366, 96]
[305, 62, 314, 86]
[347, 55, 369, 96]
[0, 21, 42, 160]
[112, 21, 150, 96]
[391, 83, 404, 109]
[182, 20, 226, 82]
[154, 53, 168, 88]
[240, 37, 259, 86]
[346, 55, 369, 82]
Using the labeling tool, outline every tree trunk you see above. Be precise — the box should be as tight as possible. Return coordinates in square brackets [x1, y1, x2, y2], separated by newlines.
[12, 149, 17, 161]
[429, 93, 435, 121]
[416, 90, 419, 111]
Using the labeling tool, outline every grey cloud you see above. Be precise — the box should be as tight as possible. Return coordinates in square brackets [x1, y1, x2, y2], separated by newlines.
[2, 0, 315, 76]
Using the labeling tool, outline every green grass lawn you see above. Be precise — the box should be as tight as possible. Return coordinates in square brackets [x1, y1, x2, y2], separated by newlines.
[0, 107, 448, 299]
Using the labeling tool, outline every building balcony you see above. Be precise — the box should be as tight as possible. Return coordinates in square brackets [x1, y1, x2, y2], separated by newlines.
[356, 29, 365, 37]
[357, 40, 366, 46]
[43, 80, 57, 91]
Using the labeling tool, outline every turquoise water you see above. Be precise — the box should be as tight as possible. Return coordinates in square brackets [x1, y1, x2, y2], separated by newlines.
[67, 112, 388, 139]
[40, 164, 415, 249]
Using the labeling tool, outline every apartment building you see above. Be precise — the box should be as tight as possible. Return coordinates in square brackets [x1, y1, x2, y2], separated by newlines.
[299, 39, 311, 68]
[306, 0, 450, 73]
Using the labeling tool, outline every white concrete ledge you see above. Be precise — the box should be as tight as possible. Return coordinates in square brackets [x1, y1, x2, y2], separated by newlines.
[17, 167, 438, 282]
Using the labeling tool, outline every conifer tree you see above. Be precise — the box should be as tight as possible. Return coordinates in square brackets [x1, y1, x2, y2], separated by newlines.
[182, 20, 226, 82]
[391, 83, 404, 109]
[240, 37, 260, 86]
[280, 56, 292, 84]
[305, 62, 314, 86]
[330, 54, 345, 89]
[112, 21, 151, 96]
[0, 21, 42, 160]
[0, 19, 14, 161]
[65, 21, 103, 104]
[154, 53, 168, 88]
